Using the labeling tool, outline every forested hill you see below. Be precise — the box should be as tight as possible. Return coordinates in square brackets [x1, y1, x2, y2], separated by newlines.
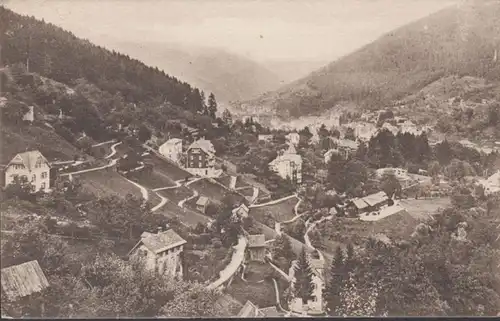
[240, 0, 500, 119]
[0, 6, 206, 112]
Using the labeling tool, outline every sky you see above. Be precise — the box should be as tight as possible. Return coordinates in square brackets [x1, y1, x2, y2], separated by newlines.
[3, 0, 457, 62]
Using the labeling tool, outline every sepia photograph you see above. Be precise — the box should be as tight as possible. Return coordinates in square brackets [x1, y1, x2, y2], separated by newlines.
[0, 0, 499, 318]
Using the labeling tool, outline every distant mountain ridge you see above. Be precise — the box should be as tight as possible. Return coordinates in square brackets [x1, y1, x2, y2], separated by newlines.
[106, 41, 284, 103]
[238, 0, 500, 119]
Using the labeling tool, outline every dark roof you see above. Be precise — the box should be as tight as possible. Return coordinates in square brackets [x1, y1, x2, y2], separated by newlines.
[139, 229, 186, 254]
[247, 234, 266, 248]
[1, 260, 49, 301]
[362, 191, 388, 207]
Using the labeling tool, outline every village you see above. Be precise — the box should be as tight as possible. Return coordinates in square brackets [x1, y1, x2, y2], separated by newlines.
[2, 99, 500, 317]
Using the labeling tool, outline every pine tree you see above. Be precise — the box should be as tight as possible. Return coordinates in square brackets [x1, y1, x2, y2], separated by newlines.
[324, 246, 346, 315]
[222, 108, 233, 126]
[293, 247, 314, 305]
[207, 93, 217, 119]
[200, 91, 207, 115]
[272, 234, 295, 268]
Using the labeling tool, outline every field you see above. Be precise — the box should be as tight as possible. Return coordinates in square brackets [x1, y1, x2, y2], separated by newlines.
[249, 197, 298, 226]
[216, 175, 233, 189]
[1, 124, 82, 163]
[90, 142, 113, 159]
[399, 197, 451, 219]
[157, 186, 193, 204]
[238, 187, 255, 197]
[147, 191, 161, 208]
[189, 179, 233, 203]
[254, 220, 314, 257]
[160, 201, 211, 227]
[234, 176, 252, 189]
[149, 154, 192, 181]
[78, 169, 142, 199]
[129, 170, 176, 189]
[226, 265, 276, 309]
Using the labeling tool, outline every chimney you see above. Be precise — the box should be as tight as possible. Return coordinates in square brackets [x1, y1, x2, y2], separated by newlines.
[165, 223, 169, 230]
[157, 226, 163, 234]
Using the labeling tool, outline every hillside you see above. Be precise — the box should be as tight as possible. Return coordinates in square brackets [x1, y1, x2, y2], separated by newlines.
[108, 41, 283, 103]
[238, 1, 500, 119]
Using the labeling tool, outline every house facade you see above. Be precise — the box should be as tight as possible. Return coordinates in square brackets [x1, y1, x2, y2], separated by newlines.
[129, 228, 187, 279]
[185, 138, 220, 177]
[159, 138, 183, 164]
[478, 170, 500, 196]
[332, 138, 359, 159]
[22, 106, 34, 123]
[232, 203, 249, 219]
[269, 146, 303, 184]
[246, 234, 266, 262]
[196, 196, 210, 213]
[286, 133, 301, 146]
[4, 150, 51, 192]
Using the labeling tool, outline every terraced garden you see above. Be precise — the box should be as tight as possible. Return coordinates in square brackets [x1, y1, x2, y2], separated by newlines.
[189, 179, 233, 203]
[160, 201, 211, 227]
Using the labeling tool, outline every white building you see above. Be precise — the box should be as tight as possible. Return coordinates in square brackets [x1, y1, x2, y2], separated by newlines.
[478, 170, 500, 196]
[128, 228, 187, 279]
[22, 106, 34, 123]
[381, 123, 399, 135]
[349, 122, 377, 142]
[159, 138, 183, 164]
[269, 145, 302, 184]
[375, 167, 408, 180]
[232, 203, 250, 219]
[288, 257, 325, 315]
[286, 133, 301, 146]
[4, 150, 51, 192]
[332, 138, 359, 159]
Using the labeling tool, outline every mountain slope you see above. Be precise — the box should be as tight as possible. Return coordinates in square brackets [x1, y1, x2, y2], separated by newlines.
[240, 1, 500, 119]
[107, 41, 283, 103]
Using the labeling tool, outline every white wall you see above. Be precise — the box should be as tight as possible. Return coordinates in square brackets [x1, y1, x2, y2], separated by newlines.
[4, 163, 50, 191]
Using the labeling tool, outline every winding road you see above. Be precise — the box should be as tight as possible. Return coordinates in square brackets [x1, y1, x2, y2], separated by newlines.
[105, 141, 123, 159]
[249, 194, 298, 208]
[206, 235, 248, 290]
[60, 158, 118, 177]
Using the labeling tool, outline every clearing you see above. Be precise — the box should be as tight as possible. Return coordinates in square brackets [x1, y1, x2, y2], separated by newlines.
[399, 197, 451, 219]
[78, 169, 143, 199]
[148, 154, 192, 181]
[157, 186, 193, 204]
[129, 170, 176, 189]
[250, 197, 298, 227]
[189, 179, 239, 203]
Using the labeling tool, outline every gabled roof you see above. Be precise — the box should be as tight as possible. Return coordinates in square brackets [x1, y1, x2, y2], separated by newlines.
[362, 191, 388, 207]
[7, 150, 50, 170]
[285, 144, 297, 154]
[187, 138, 215, 154]
[237, 300, 261, 317]
[247, 234, 266, 248]
[232, 203, 249, 215]
[351, 198, 369, 209]
[1, 260, 49, 301]
[133, 229, 187, 255]
[259, 306, 281, 317]
[196, 196, 209, 207]
[162, 138, 182, 146]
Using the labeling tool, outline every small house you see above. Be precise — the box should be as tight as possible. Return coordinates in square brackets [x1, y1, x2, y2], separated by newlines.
[324, 149, 339, 164]
[196, 196, 210, 213]
[269, 145, 302, 184]
[4, 150, 51, 192]
[237, 300, 283, 317]
[232, 203, 249, 219]
[362, 191, 389, 211]
[22, 106, 34, 123]
[246, 234, 266, 262]
[1, 260, 49, 301]
[159, 138, 183, 164]
[128, 228, 187, 279]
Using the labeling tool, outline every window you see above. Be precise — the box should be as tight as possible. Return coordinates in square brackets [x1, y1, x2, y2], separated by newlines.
[41, 182, 46, 190]
[32, 174, 36, 182]
[41, 172, 47, 179]
[31, 185, 36, 192]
